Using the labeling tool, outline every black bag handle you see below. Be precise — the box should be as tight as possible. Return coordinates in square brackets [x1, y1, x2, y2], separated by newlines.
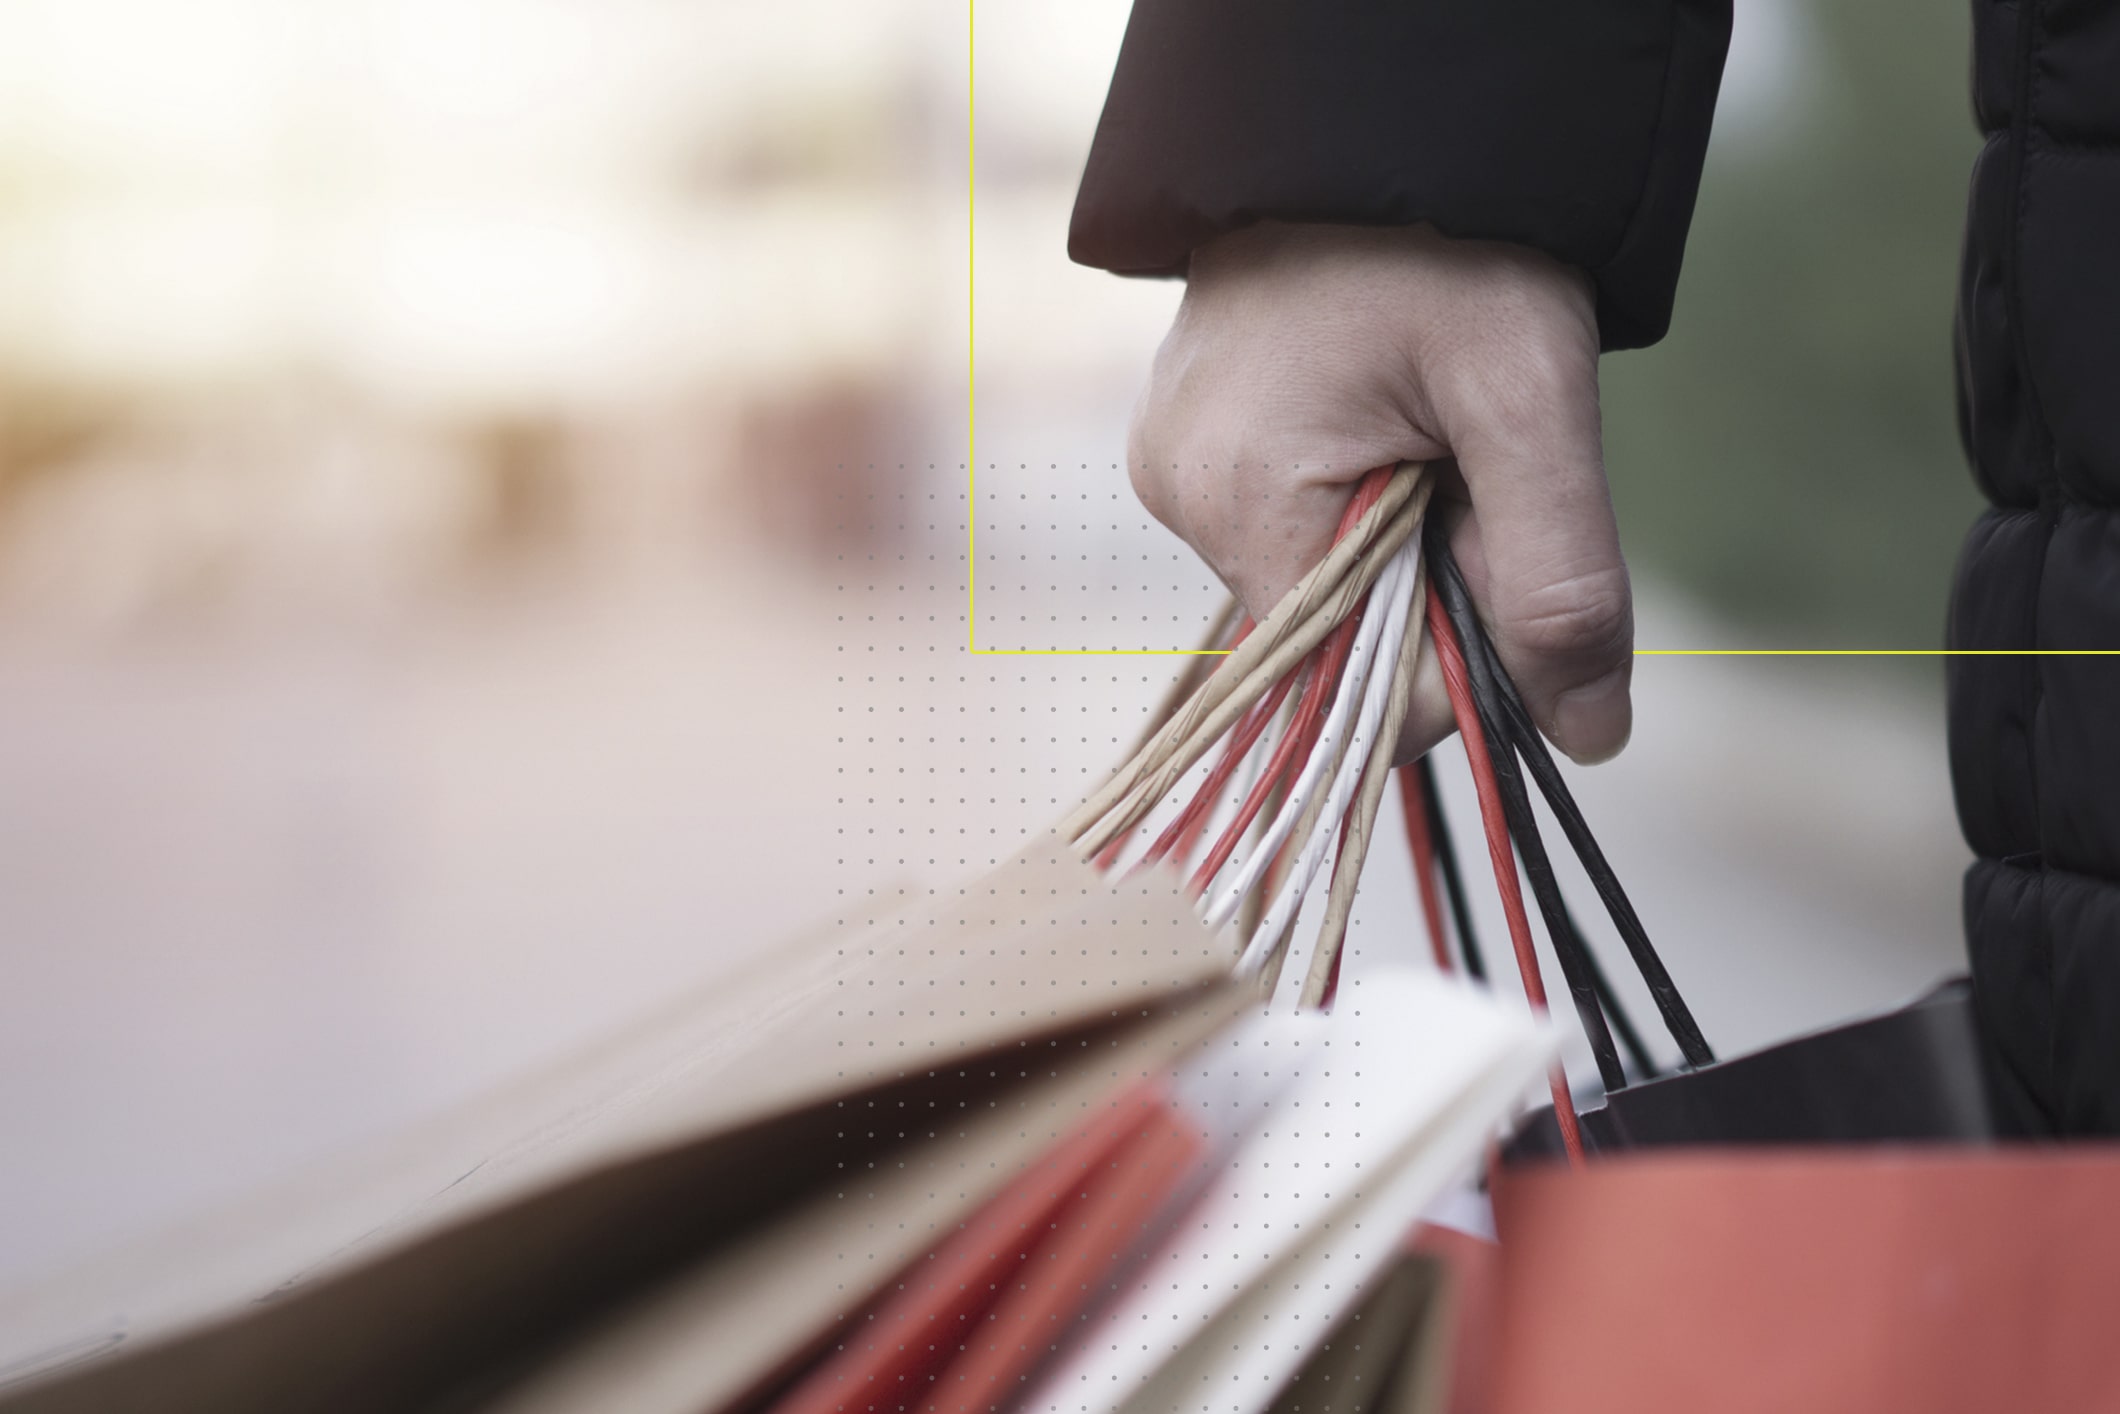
[1426, 526, 1716, 1080]
[1412, 752, 1487, 983]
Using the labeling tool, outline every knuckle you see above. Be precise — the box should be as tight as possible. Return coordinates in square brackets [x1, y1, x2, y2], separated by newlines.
[1127, 422, 1213, 537]
[1124, 421, 1164, 514]
[1500, 566, 1632, 668]
[1435, 339, 1596, 448]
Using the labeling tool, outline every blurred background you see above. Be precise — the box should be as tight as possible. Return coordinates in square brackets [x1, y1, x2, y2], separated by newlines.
[0, 0, 1978, 1315]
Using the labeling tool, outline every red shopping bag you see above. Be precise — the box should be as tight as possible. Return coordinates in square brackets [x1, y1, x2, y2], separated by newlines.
[1407, 1223, 1500, 1414]
[1487, 1149, 2120, 1414]
[762, 1081, 1206, 1414]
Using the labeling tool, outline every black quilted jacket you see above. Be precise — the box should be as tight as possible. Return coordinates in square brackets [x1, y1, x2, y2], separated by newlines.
[1950, 0, 2120, 1135]
[1070, 0, 2120, 1135]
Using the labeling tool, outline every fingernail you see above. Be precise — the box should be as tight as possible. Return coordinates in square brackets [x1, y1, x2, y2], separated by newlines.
[1552, 666, 1632, 765]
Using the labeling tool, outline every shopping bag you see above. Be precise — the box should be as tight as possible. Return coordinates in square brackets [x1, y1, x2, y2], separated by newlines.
[1260, 1247, 1453, 1414]
[1486, 1148, 2120, 1414]
[1504, 979, 1994, 1159]
[0, 848, 1236, 1414]
[482, 968, 1553, 1414]
[1012, 969, 1551, 1414]
[1254, 1220, 1507, 1414]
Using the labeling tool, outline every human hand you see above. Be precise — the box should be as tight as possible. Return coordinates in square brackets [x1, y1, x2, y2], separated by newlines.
[1129, 221, 1631, 764]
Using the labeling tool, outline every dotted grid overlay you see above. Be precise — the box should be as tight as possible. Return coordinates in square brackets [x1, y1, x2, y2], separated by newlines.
[812, 448, 1511, 1413]
[970, 458, 1225, 653]
[829, 451, 1439, 976]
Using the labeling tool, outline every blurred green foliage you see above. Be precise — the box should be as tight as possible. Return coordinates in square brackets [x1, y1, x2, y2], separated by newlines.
[1603, 0, 1984, 652]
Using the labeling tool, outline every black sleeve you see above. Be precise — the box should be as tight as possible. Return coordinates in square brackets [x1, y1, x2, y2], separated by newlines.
[1068, 0, 1732, 351]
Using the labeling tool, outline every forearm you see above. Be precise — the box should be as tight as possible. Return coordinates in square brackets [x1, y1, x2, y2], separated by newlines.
[1070, 0, 1732, 351]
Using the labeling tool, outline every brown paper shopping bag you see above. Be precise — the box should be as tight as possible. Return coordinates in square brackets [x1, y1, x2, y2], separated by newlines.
[0, 847, 1236, 1414]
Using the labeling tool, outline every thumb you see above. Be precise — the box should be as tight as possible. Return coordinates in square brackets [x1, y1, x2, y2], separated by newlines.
[1441, 369, 1633, 765]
